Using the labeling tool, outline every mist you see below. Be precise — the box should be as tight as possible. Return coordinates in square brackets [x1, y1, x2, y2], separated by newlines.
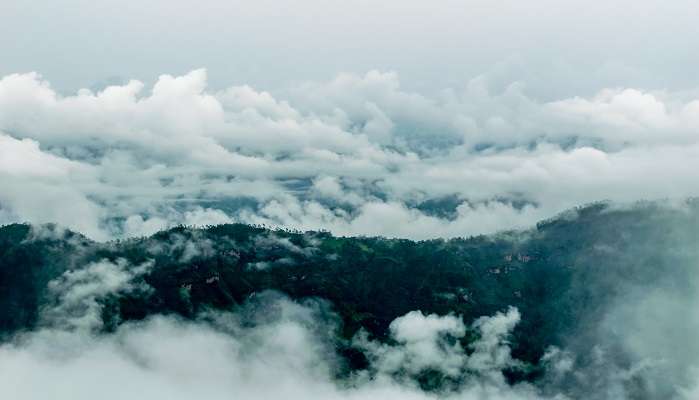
[0, 257, 550, 400]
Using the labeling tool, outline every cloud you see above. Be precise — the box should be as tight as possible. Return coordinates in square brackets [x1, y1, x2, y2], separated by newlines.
[1, 69, 699, 240]
[41, 258, 153, 331]
[0, 134, 105, 239]
[355, 307, 524, 389]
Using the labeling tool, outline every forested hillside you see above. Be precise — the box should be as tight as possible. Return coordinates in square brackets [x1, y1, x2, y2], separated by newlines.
[1, 200, 698, 397]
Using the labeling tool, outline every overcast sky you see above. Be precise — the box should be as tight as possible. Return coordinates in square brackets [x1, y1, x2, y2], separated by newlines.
[2, 0, 699, 97]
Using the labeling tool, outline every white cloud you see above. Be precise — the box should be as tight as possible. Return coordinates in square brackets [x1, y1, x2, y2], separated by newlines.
[1, 69, 699, 240]
[42, 258, 153, 331]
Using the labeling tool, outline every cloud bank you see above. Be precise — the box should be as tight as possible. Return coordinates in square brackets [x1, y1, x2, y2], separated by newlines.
[1, 69, 699, 240]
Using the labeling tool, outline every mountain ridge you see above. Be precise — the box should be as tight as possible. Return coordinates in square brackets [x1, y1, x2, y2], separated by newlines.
[1, 199, 698, 395]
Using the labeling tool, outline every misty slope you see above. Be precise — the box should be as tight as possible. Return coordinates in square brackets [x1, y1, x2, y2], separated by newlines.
[1, 200, 698, 397]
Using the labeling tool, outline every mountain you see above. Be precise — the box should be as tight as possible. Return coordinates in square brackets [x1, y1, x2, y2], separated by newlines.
[1, 200, 698, 397]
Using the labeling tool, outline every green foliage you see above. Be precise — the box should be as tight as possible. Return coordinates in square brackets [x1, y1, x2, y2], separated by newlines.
[1, 200, 698, 382]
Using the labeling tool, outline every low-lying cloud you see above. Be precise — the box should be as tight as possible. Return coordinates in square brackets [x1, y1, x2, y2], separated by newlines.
[4, 245, 699, 400]
[0, 256, 553, 400]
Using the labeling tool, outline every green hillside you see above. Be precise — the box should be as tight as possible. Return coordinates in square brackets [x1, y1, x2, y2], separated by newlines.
[1, 200, 698, 394]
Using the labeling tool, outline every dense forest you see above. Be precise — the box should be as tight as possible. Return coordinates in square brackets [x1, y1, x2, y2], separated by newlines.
[1, 200, 698, 397]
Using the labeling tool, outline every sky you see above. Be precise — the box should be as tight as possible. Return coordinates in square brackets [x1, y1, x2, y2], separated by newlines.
[3, 0, 699, 97]
[2, 0, 699, 240]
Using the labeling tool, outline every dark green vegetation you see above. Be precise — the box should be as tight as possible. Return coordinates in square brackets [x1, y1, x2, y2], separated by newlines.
[1, 200, 698, 388]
